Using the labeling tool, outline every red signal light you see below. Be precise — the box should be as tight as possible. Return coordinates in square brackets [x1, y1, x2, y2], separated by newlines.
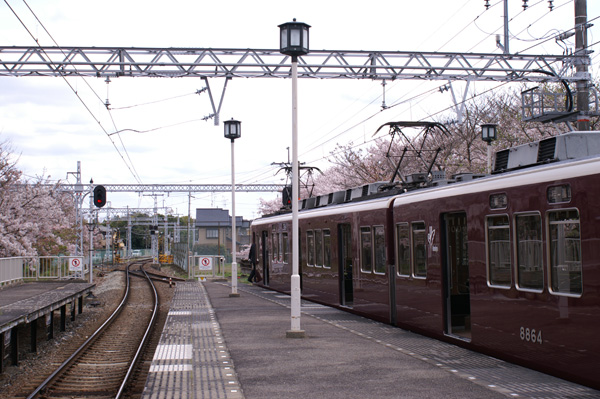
[93, 185, 107, 208]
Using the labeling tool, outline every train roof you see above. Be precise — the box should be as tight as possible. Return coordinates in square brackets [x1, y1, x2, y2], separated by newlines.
[253, 131, 600, 224]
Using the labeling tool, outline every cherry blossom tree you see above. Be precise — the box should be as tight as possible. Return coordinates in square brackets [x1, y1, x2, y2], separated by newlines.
[0, 139, 77, 257]
[257, 197, 282, 216]
[310, 85, 583, 196]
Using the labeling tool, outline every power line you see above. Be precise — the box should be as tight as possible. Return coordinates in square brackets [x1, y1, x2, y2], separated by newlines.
[7, 0, 144, 183]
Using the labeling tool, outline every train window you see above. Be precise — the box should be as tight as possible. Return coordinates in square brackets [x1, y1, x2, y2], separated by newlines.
[272, 232, 278, 261]
[515, 213, 543, 292]
[396, 223, 410, 276]
[278, 233, 284, 262]
[323, 229, 331, 268]
[374, 226, 386, 274]
[315, 230, 323, 267]
[548, 209, 582, 296]
[486, 215, 511, 288]
[307, 230, 315, 266]
[360, 227, 373, 273]
[282, 232, 289, 263]
[547, 184, 571, 204]
[412, 222, 427, 278]
[489, 193, 508, 209]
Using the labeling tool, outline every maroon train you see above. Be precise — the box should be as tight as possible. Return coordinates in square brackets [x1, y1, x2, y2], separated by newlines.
[250, 131, 600, 390]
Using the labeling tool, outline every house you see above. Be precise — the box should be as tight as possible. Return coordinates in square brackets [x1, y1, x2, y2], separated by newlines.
[195, 208, 250, 253]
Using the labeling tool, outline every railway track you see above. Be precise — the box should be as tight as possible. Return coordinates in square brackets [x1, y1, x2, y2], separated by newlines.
[25, 260, 159, 399]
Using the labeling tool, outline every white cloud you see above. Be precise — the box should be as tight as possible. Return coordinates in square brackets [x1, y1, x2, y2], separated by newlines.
[1, 0, 598, 217]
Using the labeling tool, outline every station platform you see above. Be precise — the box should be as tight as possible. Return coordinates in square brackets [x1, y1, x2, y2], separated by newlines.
[142, 280, 600, 399]
[0, 281, 95, 335]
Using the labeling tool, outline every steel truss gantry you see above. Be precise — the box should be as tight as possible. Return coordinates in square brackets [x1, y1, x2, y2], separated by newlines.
[62, 183, 286, 193]
[0, 46, 578, 82]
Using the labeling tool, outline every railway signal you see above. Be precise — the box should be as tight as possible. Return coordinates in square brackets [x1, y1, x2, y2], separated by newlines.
[282, 186, 292, 207]
[93, 185, 107, 208]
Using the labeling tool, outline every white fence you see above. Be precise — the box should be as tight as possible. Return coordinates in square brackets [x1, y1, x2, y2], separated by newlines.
[0, 257, 24, 286]
[190, 255, 225, 280]
[0, 256, 87, 285]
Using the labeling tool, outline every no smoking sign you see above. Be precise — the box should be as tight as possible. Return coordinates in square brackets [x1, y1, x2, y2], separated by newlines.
[69, 257, 83, 272]
[199, 257, 213, 271]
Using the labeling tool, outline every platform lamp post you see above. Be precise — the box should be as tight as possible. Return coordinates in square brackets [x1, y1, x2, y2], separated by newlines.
[224, 118, 241, 297]
[481, 123, 498, 174]
[279, 19, 310, 338]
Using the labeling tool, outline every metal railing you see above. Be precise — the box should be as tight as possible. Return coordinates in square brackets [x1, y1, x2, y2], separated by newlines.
[0, 256, 88, 284]
[190, 255, 225, 280]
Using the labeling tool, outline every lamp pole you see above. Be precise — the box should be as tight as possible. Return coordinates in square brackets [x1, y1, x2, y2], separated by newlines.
[279, 19, 310, 338]
[224, 118, 241, 297]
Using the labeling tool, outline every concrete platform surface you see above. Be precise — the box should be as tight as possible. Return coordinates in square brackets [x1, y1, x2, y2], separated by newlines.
[142, 280, 600, 399]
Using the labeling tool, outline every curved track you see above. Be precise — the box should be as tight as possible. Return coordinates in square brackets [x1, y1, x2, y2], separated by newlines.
[26, 260, 158, 399]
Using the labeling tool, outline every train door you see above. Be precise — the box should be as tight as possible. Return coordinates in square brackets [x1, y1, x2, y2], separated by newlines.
[261, 230, 270, 285]
[442, 212, 471, 340]
[338, 223, 353, 307]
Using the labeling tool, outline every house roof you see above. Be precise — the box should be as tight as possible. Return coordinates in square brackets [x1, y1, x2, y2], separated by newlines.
[195, 208, 230, 227]
[195, 208, 251, 228]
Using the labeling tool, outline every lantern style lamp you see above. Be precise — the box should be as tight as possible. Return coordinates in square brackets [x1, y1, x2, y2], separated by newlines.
[224, 118, 241, 297]
[278, 19, 311, 60]
[224, 118, 241, 141]
[481, 123, 498, 174]
[481, 123, 498, 143]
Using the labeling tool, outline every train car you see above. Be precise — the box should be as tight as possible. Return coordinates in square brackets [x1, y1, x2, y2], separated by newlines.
[249, 131, 600, 389]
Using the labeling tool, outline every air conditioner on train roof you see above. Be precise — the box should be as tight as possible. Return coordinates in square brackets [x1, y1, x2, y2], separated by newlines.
[493, 131, 600, 172]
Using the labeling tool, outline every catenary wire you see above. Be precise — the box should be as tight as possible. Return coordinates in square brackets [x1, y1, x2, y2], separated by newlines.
[7, 0, 144, 183]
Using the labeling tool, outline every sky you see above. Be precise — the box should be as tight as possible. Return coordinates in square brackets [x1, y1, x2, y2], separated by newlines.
[1, 0, 599, 221]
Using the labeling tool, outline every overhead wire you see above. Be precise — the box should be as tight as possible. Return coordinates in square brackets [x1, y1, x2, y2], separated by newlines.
[110, 92, 198, 110]
[298, 1, 492, 164]
[19, 0, 143, 183]
[7, 0, 144, 183]
[299, 1, 499, 164]
[301, 2, 591, 170]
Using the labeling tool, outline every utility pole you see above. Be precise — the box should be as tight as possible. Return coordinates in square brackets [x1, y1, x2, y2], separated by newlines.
[575, 0, 590, 131]
[187, 191, 192, 278]
[127, 206, 132, 258]
[67, 162, 84, 257]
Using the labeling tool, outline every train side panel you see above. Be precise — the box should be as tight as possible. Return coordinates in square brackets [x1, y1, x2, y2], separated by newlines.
[391, 159, 600, 389]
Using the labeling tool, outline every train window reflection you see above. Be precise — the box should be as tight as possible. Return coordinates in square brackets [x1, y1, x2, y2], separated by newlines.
[315, 230, 323, 268]
[272, 231, 279, 261]
[515, 213, 543, 291]
[486, 215, 511, 288]
[396, 223, 410, 276]
[307, 231, 315, 266]
[282, 232, 289, 264]
[374, 226, 386, 274]
[548, 210, 582, 296]
[360, 227, 373, 273]
[412, 222, 427, 278]
[323, 230, 331, 268]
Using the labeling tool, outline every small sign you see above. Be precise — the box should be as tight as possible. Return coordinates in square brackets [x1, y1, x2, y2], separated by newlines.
[199, 257, 213, 271]
[69, 257, 83, 272]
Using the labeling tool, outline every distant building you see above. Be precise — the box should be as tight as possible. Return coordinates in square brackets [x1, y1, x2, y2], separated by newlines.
[195, 208, 250, 253]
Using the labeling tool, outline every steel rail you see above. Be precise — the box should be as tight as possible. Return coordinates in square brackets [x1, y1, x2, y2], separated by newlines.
[26, 259, 156, 399]
[116, 263, 159, 399]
